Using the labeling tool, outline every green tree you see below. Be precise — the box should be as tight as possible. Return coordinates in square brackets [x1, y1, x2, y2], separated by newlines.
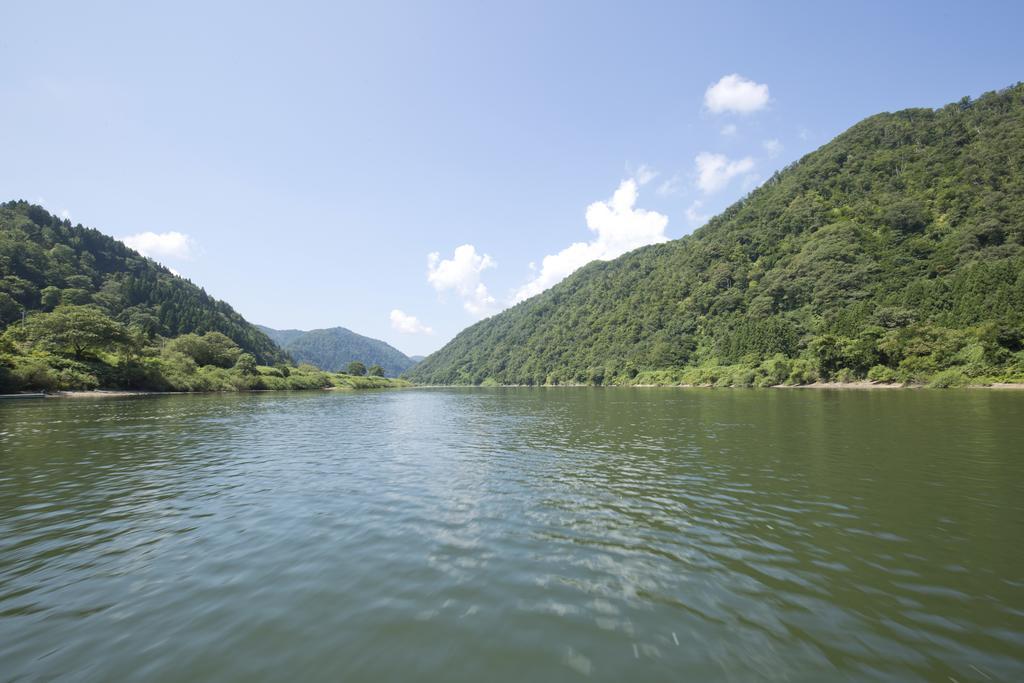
[0, 200, 289, 365]
[0, 293, 19, 326]
[346, 361, 367, 376]
[40, 286, 61, 310]
[18, 305, 129, 359]
[165, 332, 242, 368]
[60, 288, 93, 305]
[367, 364, 385, 377]
[234, 353, 258, 376]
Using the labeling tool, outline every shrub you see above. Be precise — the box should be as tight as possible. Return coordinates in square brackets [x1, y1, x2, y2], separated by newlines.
[759, 355, 792, 386]
[928, 369, 968, 388]
[867, 365, 899, 383]
[11, 356, 59, 391]
[833, 367, 856, 383]
[58, 368, 99, 390]
[785, 359, 819, 385]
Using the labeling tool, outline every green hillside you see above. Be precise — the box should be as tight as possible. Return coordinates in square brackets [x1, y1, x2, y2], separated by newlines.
[0, 203, 419, 392]
[257, 325, 416, 377]
[408, 84, 1024, 387]
[0, 201, 285, 364]
[258, 327, 307, 348]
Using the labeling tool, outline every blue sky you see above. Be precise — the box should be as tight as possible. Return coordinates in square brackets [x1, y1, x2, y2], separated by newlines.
[2, 1, 1021, 355]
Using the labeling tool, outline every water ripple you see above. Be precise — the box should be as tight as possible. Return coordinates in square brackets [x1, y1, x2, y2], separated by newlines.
[1, 389, 1023, 681]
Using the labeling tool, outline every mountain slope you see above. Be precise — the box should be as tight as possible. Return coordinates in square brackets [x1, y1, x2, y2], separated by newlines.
[408, 84, 1024, 386]
[257, 325, 415, 376]
[257, 327, 307, 348]
[0, 202, 286, 364]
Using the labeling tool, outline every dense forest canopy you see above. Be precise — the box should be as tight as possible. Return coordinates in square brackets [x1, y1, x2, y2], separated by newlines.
[0, 201, 285, 364]
[407, 84, 1024, 387]
[257, 325, 416, 377]
[0, 202, 416, 392]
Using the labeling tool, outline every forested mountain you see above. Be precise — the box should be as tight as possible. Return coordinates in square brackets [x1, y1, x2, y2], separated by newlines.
[0, 202, 285, 364]
[257, 327, 307, 349]
[257, 325, 416, 377]
[408, 84, 1024, 387]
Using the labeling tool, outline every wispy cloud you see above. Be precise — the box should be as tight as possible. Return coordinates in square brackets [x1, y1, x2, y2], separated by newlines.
[390, 309, 433, 334]
[762, 138, 783, 157]
[720, 123, 738, 136]
[685, 200, 710, 227]
[632, 164, 658, 186]
[704, 74, 770, 114]
[656, 174, 683, 196]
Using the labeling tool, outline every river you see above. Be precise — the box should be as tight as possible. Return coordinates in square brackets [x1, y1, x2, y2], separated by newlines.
[1, 388, 1022, 681]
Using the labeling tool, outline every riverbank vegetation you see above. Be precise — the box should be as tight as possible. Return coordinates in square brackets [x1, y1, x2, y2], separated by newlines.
[0, 201, 413, 393]
[407, 85, 1024, 388]
[0, 201, 284, 364]
[0, 305, 409, 393]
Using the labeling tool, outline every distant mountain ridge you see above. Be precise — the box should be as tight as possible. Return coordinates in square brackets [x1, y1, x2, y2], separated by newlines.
[257, 325, 416, 376]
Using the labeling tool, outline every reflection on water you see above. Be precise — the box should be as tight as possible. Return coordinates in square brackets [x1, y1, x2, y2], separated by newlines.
[1, 389, 1022, 681]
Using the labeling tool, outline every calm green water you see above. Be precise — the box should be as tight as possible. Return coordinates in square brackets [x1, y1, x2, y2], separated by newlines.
[1, 389, 1022, 682]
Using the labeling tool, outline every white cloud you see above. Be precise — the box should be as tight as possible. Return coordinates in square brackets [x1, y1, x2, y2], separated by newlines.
[427, 244, 497, 316]
[695, 152, 755, 194]
[704, 74, 770, 114]
[762, 138, 783, 157]
[720, 123, 738, 136]
[685, 200, 710, 227]
[656, 174, 683, 196]
[121, 231, 195, 260]
[513, 179, 669, 303]
[633, 164, 658, 186]
[390, 309, 433, 334]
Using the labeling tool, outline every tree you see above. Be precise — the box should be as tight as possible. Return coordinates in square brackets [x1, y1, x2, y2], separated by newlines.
[0, 200, 289, 365]
[883, 199, 930, 235]
[40, 286, 61, 310]
[0, 293, 19, 326]
[367, 364, 385, 377]
[60, 288, 93, 305]
[234, 353, 258, 376]
[165, 332, 241, 368]
[346, 361, 367, 376]
[18, 305, 129, 359]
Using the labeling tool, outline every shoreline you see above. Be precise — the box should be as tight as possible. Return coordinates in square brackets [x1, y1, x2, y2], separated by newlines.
[8, 381, 1024, 398]
[36, 386, 409, 399]
[410, 381, 1024, 390]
